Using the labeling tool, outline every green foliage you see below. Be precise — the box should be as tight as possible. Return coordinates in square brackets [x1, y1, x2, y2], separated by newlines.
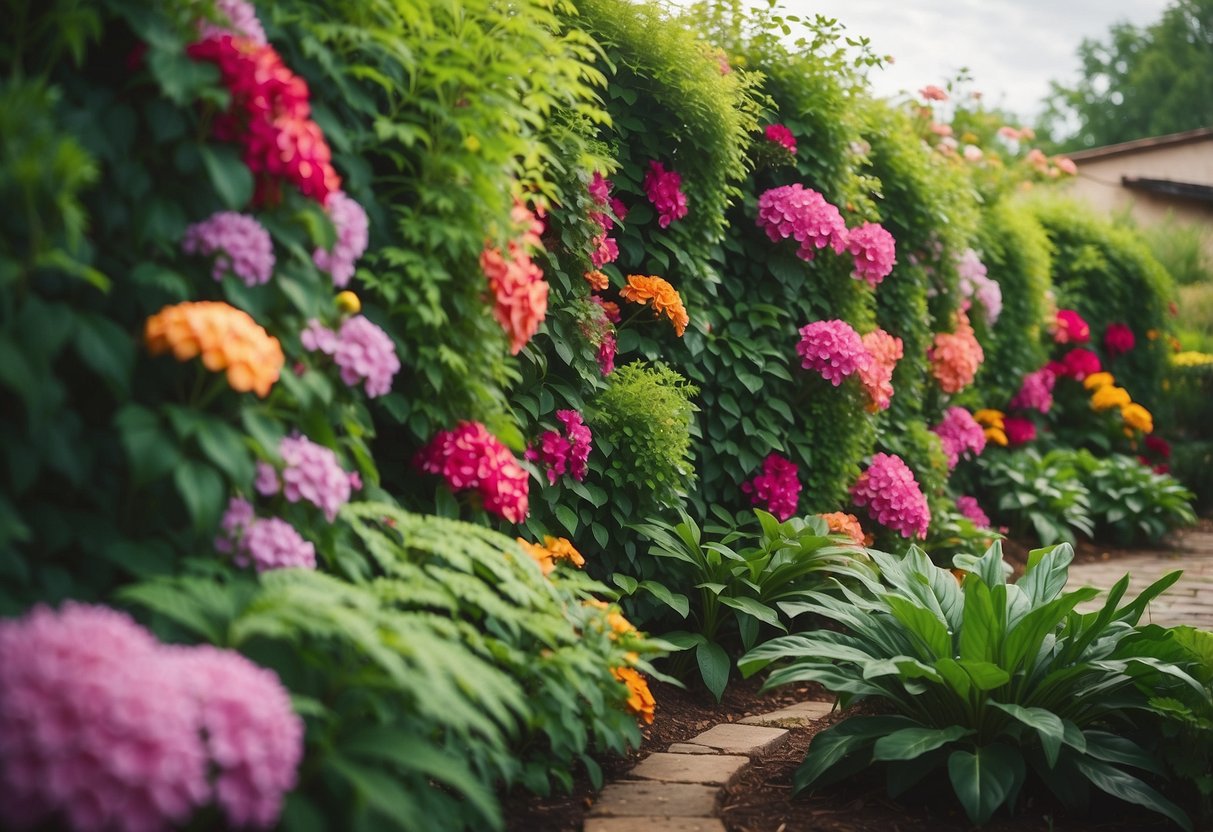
[973, 448, 1094, 546]
[629, 507, 876, 699]
[1140, 215, 1213, 287]
[741, 542, 1207, 829]
[1070, 452, 1196, 545]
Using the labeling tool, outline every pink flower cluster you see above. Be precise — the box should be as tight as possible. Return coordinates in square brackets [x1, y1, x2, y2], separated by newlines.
[955, 248, 1002, 325]
[182, 211, 275, 286]
[1009, 367, 1056, 413]
[929, 307, 984, 394]
[643, 161, 688, 228]
[1054, 309, 1090, 344]
[275, 434, 355, 521]
[955, 495, 990, 528]
[530, 409, 593, 484]
[763, 124, 797, 155]
[931, 406, 987, 470]
[850, 452, 931, 539]
[1048, 347, 1101, 381]
[845, 222, 897, 287]
[0, 603, 302, 832]
[1104, 322, 1136, 357]
[197, 0, 267, 44]
[588, 172, 627, 267]
[598, 334, 617, 376]
[858, 328, 903, 412]
[301, 315, 400, 397]
[741, 453, 802, 521]
[756, 184, 847, 262]
[481, 202, 549, 355]
[416, 421, 530, 522]
[216, 497, 318, 572]
[796, 320, 870, 386]
[313, 191, 369, 287]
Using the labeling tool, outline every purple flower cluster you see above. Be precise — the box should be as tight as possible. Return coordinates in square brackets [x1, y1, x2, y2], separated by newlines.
[301, 315, 400, 397]
[756, 184, 847, 262]
[182, 211, 275, 286]
[0, 603, 302, 832]
[955, 248, 1002, 325]
[955, 495, 991, 529]
[1009, 367, 1056, 414]
[643, 161, 688, 228]
[313, 191, 369, 287]
[197, 0, 267, 44]
[741, 452, 802, 521]
[931, 406, 987, 470]
[216, 497, 318, 572]
[850, 452, 931, 539]
[277, 434, 354, 521]
[796, 319, 871, 386]
[845, 222, 896, 286]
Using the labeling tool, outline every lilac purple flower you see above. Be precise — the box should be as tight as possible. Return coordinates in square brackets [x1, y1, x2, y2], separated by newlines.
[955, 248, 1002, 325]
[313, 191, 369, 287]
[182, 211, 275, 286]
[238, 517, 317, 572]
[279, 434, 352, 521]
[301, 315, 400, 398]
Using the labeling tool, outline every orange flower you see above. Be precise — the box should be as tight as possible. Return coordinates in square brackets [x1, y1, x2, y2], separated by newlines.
[144, 301, 284, 397]
[984, 427, 1008, 447]
[973, 409, 1005, 429]
[820, 512, 865, 546]
[517, 537, 556, 575]
[928, 308, 983, 394]
[620, 274, 689, 336]
[1121, 402, 1154, 434]
[585, 599, 637, 639]
[518, 535, 585, 576]
[584, 270, 609, 291]
[612, 666, 656, 724]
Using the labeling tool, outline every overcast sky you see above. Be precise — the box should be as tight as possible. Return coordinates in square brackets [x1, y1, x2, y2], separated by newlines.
[775, 0, 1173, 118]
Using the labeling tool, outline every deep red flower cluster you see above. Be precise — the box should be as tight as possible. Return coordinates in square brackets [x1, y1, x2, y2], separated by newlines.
[1048, 347, 1102, 381]
[763, 124, 797, 154]
[1004, 416, 1037, 446]
[741, 453, 802, 521]
[1103, 323, 1136, 357]
[416, 422, 530, 522]
[1054, 309, 1090, 344]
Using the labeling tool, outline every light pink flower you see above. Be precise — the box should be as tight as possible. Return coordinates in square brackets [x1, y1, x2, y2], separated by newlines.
[851, 453, 931, 539]
[929, 122, 953, 137]
[919, 85, 949, 101]
[238, 517, 317, 571]
[197, 0, 267, 44]
[302, 316, 400, 398]
[313, 191, 369, 287]
[963, 144, 984, 162]
[955, 248, 1002, 326]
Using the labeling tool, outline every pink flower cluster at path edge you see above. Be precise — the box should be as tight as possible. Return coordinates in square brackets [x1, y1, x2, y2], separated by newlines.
[0, 603, 302, 832]
[742, 452, 802, 521]
[850, 453, 931, 539]
[182, 211, 275, 286]
[416, 421, 530, 522]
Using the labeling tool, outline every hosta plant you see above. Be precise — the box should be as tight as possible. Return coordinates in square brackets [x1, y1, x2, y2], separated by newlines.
[741, 542, 1210, 828]
[1071, 451, 1195, 544]
[974, 448, 1094, 545]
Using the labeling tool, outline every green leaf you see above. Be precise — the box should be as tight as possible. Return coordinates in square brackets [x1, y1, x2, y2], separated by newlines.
[73, 313, 134, 395]
[947, 744, 1024, 826]
[990, 702, 1065, 766]
[795, 716, 917, 792]
[200, 144, 254, 210]
[1072, 755, 1192, 831]
[696, 640, 730, 702]
[195, 421, 254, 487]
[173, 459, 224, 533]
[884, 595, 950, 659]
[872, 725, 972, 762]
[640, 580, 689, 617]
[956, 660, 1010, 691]
[719, 595, 786, 631]
[553, 504, 579, 535]
[959, 577, 999, 663]
[612, 573, 639, 594]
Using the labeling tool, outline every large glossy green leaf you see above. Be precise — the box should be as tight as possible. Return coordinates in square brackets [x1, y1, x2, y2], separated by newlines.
[697, 640, 730, 702]
[947, 744, 1024, 826]
[795, 716, 917, 792]
[1072, 755, 1191, 831]
[872, 725, 972, 761]
[990, 701, 1065, 766]
[959, 577, 999, 663]
[719, 595, 785, 631]
[1018, 543, 1074, 606]
[1113, 570, 1182, 626]
[885, 595, 950, 660]
[956, 659, 1010, 691]
[1003, 588, 1098, 673]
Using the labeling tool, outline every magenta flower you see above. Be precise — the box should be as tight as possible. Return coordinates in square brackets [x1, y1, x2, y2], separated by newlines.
[1054, 309, 1091, 344]
[850, 453, 931, 539]
[845, 222, 896, 287]
[796, 319, 870, 386]
[1004, 416, 1037, 446]
[182, 211, 275, 286]
[763, 124, 797, 154]
[1009, 367, 1056, 414]
[1103, 323, 1136, 357]
[931, 407, 987, 470]
[956, 248, 1002, 325]
[756, 184, 848, 262]
[588, 172, 623, 266]
[741, 452, 802, 521]
[643, 161, 688, 228]
[416, 421, 530, 523]
[597, 333, 617, 376]
[302, 315, 400, 398]
[313, 191, 370, 288]
[196, 0, 267, 44]
[955, 495, 990, 528]
[557, 409, 592, 481]
[1057, 347, 1102, 381]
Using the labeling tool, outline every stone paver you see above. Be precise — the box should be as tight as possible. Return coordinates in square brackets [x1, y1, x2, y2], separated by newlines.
[584, 818, 726, 832]
[679, 723, 788, 756]
[739, 699, 834, 727]
[628, 753, 749, 786]
[667, 742, 717, 754]
[588, 782, 720, 818]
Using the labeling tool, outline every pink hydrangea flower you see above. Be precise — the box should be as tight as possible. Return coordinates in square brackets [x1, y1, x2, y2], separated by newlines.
[197, 0, 267, 44]
[956, 248, 1002, 325]
[1054, 309, 1090, 344]
[850, 453, 931, 539]
[302, 315, 400, 397]
[313, 191, 369, 287]
[1103, 323, 1136, 357]
[1009, 367, 1056, 414]
[931, 406, 987, 470]
[858, 328, 903, 412]
[796, 320, 871, 386]
[845, 222, 896, 286]
[929, 307, 984, 394]
[756, 184, 848, 262]
[416, 421, 530, 523]
[955, 495, 990, 528]
[238, 517, 318, 571]
[1004, 416, 1037, 446]
[920, 84, 949, 101]
[278, 434, 352, 521]
[597, 333, 617, 376]
[1057, 347, 1102, 380]
[215, 496, 255, 555]
[763, 124, 797, 154]
[741, 452, 802, 521]
[643, 161, 688, 228]
[182, 211, 275, 286]
[254, 461, 280, 495]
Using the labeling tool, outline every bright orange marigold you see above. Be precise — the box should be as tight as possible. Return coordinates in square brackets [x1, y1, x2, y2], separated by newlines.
[144, 301, 284, 397]
[620, 274, 689, 336]
[820, 512, 865, 546]
[612, 666, 656, 724]
[1121, 402, 1154, 434]
[517, 535, 585, 576]
[1091, 385, 1131, 412]
[585, 599, 637, 639]
[584, 270, 610, 291]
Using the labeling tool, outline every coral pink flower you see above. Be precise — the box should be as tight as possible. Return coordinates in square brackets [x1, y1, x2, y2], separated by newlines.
[919, 84, 949, 101]
[858, 328, 903, 412]
[1057, 347, 1102, 381]
[1103, 323, 1136, 357]
[796, 320, 871, 386]
[764, 124, 797, 154]
[1004, 416, 1037, 446]
[481, 203, 549, 354]
[182, 211, 275, 286]
[416, 421, 530, 522]
[313, 191, 369, 287]
[741, 453, 802, 521]
[845, 222, 896, 286]
[1054, 309, 1090, 344]
[1055, 156, 1078, 175]
[1009, 367, 1056, 413]
[850, 453, 931, 539]
[931, 406, 987, 470]
[998, 125, 1021, 141]
[955, 495, 990, 528]
[756, 184, 848, 262]
[643, 161, 688, 228]
[928, 307, 984, 394]
[930, 122, 953, 136]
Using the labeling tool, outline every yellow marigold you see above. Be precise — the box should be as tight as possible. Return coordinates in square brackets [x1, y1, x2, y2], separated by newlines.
[820, 512, 865, 546]
[1091, 385, 1131, 412]
[612, 666, 656, 725]
[984, 427, 1008, 447]
[144, 301, 283, 398]
[1121, 402, 1154, 434]
[973, 409, 1005, 429]
[1173, 350, 1213, 367]
[517, 537, 556, 575]
[620, 274, 689, 337]
[584, 270, 609, 292]
[1082, 372, 1115, 391]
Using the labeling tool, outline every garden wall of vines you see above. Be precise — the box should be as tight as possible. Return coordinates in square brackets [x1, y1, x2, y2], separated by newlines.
[2, 0, 1210, 830]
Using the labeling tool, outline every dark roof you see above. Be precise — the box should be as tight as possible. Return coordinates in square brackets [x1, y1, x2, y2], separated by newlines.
[1067, 127, 1213, 162]
[1122, 176, 1213, 203]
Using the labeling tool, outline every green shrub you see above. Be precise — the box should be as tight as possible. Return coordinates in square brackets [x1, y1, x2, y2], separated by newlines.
[1140, 214, 1213, 286]
[973, 448, 1094, 545]
[1071, 452, 1195, 544]
[742, 542, 1207, 829]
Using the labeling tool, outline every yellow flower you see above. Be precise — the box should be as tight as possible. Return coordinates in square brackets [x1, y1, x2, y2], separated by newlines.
[543, 536, 585, 568]
[1173, 351, 1213, 367]
[973, 409, 1005, 429]
[620, 274, 689, 336]
[984, 427, 1008, 447]
[336, 291, 361, 314]
[1146, 328, 1159, 340]
[612, 666, 656, 725]
[517, 537, 556, 575]
[1082, 372, 1115, 391]
[1091, 385, 1131, 411]
[1121, 402, 1154, 434]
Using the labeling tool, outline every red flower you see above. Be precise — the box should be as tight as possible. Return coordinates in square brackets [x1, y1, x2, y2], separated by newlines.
[1003, 416, 1036, 446]
[1103, 323, 1136, 357]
